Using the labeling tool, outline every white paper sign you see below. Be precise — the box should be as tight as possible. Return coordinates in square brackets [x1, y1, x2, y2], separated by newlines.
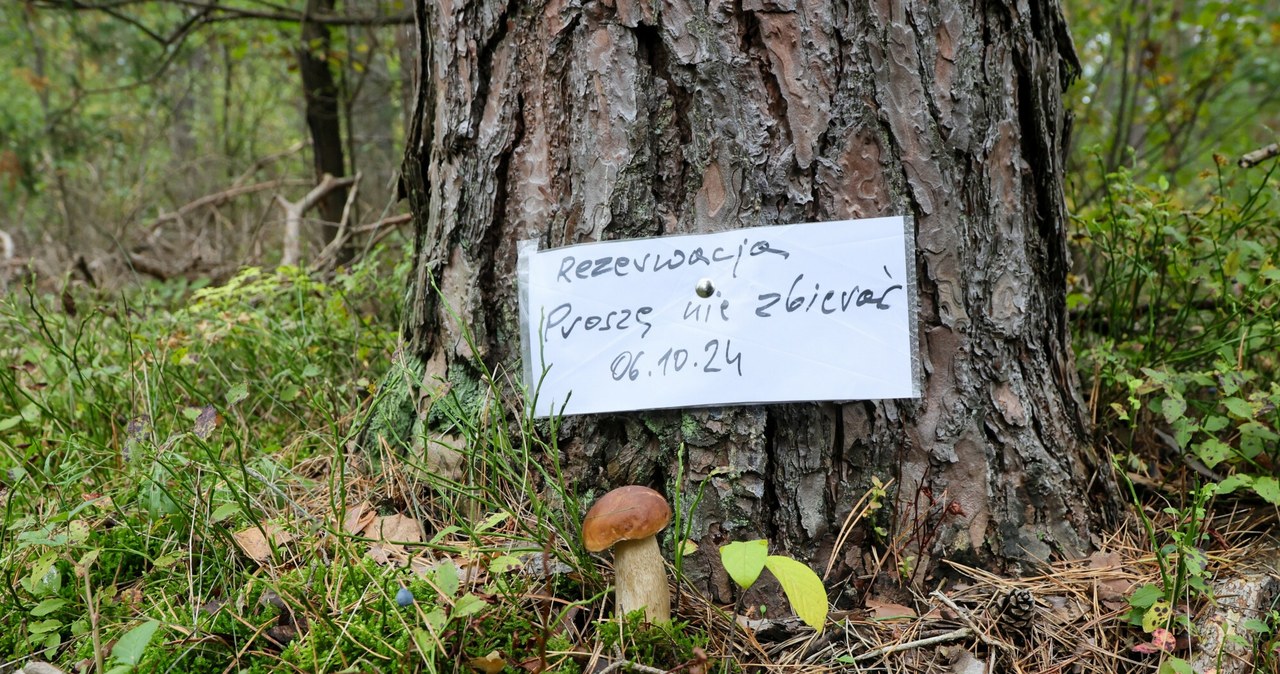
[518, 216, 919, 417]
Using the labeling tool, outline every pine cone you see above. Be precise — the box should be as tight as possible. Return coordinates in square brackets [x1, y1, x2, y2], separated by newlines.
[998, 588, 1036, 629]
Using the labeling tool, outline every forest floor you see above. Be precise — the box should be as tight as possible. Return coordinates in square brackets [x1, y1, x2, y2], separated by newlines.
[1, 239, 1278, 674]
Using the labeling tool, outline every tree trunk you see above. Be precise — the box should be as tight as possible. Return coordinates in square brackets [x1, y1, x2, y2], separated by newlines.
[390, 0, 1120, 603]
[298, 0, 352, 266]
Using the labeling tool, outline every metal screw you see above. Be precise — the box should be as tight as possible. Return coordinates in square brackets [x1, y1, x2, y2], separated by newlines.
[695, 278, 714, 298]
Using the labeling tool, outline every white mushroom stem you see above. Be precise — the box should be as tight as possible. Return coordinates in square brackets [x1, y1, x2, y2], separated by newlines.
[612, 535, 671, 623]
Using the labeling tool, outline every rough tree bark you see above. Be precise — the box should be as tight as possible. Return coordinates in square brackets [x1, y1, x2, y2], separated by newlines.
[386, 0, 1120, 603]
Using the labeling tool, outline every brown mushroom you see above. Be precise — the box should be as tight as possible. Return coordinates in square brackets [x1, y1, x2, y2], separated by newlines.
[582, 485, 672, 623]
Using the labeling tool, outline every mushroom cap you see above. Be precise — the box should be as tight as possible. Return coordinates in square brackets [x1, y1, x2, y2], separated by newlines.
[582, 486, 671, 552]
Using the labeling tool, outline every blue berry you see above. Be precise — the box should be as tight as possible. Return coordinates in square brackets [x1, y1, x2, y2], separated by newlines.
[395, 586, 414, 607]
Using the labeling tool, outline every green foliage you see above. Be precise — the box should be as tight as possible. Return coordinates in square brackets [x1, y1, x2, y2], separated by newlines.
[110, 619, 162, 669]
[596, 612, 708, 670]
[718, 540, 828, 632]
[1072, 160, 1280, 498]
[1065, 0, 1280, 197]
[718, 540, 767, 590]
[0, 253, 401, 668]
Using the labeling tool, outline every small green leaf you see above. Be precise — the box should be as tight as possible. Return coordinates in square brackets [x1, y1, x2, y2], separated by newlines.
[763, 555, 828, 632]
[301, 364, 322, 378]
[67, 520, 90, 544]
[1242, 618, 1271, 634]
[720, 540, 768, 590]
[112, 619, 161, 666]
[1216, 474, 1252, 495]
[0, 415, 21, 432]
[1251, 476, 1280, 505]
[413, 627, 438, 655]
[30, 598, 67, 617]
[1160, 396, 1186, 424]
[20, 402, 40, 423]
[487, 555, 522, 573]
[211, 503, 240, 523]
[424, 607, 447, 632]
[28, 619, 62, 634]
[452, 593, 487, 618]
[1158, 657, 1194, 674]
[1202, 415, 1230, 432]
[279, 384, 301, 402]
[77, 549, 101, 573]
[225, 383, 249, 407]
[476, 512, 509, 532]
[1128, 584, 1164, 608]
[1194, 438, 1234, 468]
[434, 560, 460, 598]
[1223, 397, 1255, 420]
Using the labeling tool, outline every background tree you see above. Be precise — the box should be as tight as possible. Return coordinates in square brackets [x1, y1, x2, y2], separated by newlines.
[391, 0, 1122, 601]
[5, 1, 412, 281]
[1063, 0, 1280, 201]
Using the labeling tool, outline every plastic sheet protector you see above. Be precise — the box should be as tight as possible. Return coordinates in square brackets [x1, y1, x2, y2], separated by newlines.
[517, 216, 921, 417]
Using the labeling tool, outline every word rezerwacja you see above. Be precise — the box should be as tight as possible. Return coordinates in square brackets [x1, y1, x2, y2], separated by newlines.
[556, 238, 789, 283]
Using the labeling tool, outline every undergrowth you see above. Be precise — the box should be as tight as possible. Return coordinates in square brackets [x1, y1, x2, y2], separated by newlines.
[0, 248, 709, 673]
[1070, 154, 1280, 669]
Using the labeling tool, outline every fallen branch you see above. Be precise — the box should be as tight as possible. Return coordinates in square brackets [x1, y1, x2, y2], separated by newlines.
[348, 212, 412, 235]
[930, 590, 1013, 651]
[276, 173, 358, 266]
[310, 172, 362, 269]
[852, 627, 974, 662]
[147, 179, 303, 233]
[311, 211, 412, 272]
[1239, 142, 1280, 168]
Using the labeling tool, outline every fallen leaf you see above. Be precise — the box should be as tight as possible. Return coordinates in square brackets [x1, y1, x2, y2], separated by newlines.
[426, 434, 466, 480]
[193, 405, 217, 439]
[866, 598, 916, 620]
[1087, 551, 1137, 600]
[342, 502, 375, 535]
[232, 523, 295, 563]
[1044, 595, 1087, 622]
[363, 514, 424, 543]
[1087, 551, 1123, 569]
[368, 542, 410, 566]
[1151, 628, 1176, 650]
[468, 650, 506, 674]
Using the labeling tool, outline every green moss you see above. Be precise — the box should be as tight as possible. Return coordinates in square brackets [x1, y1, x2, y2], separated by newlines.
[363, 354, 424, 454]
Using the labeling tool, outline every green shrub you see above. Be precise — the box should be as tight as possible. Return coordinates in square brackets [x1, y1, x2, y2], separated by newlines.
[1071, 157, 1280, 502]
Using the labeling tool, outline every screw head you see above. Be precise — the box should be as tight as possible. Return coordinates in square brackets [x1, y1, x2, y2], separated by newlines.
[695, 278, 715, 298]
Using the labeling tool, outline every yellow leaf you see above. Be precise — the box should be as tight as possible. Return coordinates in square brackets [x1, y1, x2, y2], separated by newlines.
[468, 650, 506, 674]
[1143, 599, 1172, 632]
[764, 555, 828, 632]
